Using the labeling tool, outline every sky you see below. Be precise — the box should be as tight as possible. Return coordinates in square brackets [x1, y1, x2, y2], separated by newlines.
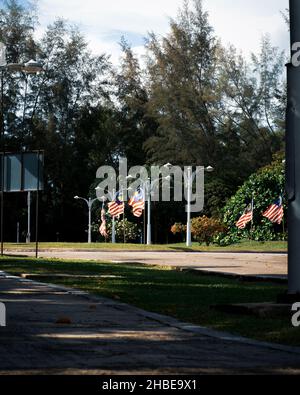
[35, 0, 289, 64]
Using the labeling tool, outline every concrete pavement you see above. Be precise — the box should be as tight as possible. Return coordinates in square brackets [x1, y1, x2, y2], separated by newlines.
[0, 271, 299, 375]
[4, 249, 288, 280]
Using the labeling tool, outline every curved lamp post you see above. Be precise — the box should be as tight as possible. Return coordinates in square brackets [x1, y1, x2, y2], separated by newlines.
[127, 168, 171, 245]
[74, 196, 99, 243]
[0, 44, 44, 254]
[5, 60, 45, 245]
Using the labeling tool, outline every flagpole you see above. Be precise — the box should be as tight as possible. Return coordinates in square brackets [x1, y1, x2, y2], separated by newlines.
[123, 210, 126, 244]
[122, 187, 126, 244]
[250, 193, 254, 241]
[112, 189, 116, 244]
[102, 197, 108, 244]
[281, 191, 285, 237]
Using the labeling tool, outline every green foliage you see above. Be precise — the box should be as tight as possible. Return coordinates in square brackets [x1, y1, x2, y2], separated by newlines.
[144, 0, 220, 167]
[218, 154, 286, 245]
[93, 217, 141, 244]
[1, 0, 287, 244]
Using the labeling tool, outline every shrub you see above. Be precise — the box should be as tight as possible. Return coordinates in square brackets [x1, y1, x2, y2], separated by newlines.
[219, 153, 286, 244]
[191, 216, 226, 246]
[170, 223, 186, 235]
[93, 217, 141, 243]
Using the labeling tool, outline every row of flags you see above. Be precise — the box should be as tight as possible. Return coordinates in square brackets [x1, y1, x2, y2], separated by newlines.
[99, 188, 145, 237]
[236, 196, 284, 230]
[100, 191, 285, 238]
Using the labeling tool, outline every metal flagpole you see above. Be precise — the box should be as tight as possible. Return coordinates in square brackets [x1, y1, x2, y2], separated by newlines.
[101, 197, 108, 243]
[186, 167, 192, 247]
[35, 151, 40, 259]
[280, 191, 285, 236]
[146, 178, 152, 245]
[122, 188, 126, 244]
[250, 193, 254, 240]
[143, 204, 146, 244]
[112, 189, 116, 244]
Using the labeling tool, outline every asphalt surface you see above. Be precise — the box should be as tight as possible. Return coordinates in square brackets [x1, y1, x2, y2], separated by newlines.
[0, 271, 299, 375]
[4, 249, 288, 280]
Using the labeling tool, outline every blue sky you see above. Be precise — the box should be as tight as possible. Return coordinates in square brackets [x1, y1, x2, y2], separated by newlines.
[33, 0, 289, 63]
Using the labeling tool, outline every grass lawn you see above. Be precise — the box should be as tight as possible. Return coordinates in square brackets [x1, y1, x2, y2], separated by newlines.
[3, 240, 287, 252]
[0, 256, 296, 347]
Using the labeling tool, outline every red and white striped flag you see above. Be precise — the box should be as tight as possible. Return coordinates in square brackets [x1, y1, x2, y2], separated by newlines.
[108, 192, 125, 218]
[99, 208, 108, 238]
[129, 188, 145, 218]
[236, 203, 253, 229]
[263, 197, 284, 225]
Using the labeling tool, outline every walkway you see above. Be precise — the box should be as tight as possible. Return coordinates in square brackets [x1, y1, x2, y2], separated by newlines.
[0, 271, 298, 375]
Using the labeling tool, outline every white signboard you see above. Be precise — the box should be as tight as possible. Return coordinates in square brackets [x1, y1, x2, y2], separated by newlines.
[0, 42, 7, 67]
[0, 302, 6, 327]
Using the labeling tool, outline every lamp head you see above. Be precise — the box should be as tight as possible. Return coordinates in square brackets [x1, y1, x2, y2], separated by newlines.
[7, 63, 25, 72]
[24, 59, 44, 74]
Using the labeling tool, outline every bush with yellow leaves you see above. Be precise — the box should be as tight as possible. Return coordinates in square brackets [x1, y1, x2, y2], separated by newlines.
[191, 216, 226, 246]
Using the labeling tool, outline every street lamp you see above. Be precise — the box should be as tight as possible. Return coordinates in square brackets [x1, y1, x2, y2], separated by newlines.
[2, 59, 44, 245]
[19, 61, 44, 244]
[126, 172, 170, 245]
[186, 165, 214, 247]
[0, 43, 44, 253]
[74, 195, 99, 243]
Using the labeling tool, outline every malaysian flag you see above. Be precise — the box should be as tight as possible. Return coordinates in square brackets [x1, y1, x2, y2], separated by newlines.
[108, 192, 125, 218]
[236, 202, 253, 229]
[129, 187, 145, 218]
[99, 208, 108, 238]
[263, 196, 284, 225]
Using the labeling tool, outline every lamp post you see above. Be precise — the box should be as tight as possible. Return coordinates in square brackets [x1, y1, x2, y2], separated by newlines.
[74, 196, 99, 243]
[185, 165, 214, 247]
[11, 61, 45, 245]
[127, 173, 170, 246]
[0, 43, 44, 253]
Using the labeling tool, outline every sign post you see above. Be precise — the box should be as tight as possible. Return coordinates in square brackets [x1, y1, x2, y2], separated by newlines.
[0, 151, 44, 256]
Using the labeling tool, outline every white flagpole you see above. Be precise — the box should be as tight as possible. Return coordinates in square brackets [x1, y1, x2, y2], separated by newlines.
[281, 191, 285, 236]
[122, 187, 126, 244]
[250, 193, 254, 240]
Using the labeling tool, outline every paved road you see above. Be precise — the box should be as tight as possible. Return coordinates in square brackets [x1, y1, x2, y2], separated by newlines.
[0, 272, 299, 375]
[5, 249, 288, 279]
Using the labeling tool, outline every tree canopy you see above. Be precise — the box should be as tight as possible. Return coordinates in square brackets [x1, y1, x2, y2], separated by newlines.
[0, 0, 287, 243]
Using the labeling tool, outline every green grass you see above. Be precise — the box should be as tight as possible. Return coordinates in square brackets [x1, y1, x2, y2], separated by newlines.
[0, 256, 296, 346]
[3, 240, 287, 252]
